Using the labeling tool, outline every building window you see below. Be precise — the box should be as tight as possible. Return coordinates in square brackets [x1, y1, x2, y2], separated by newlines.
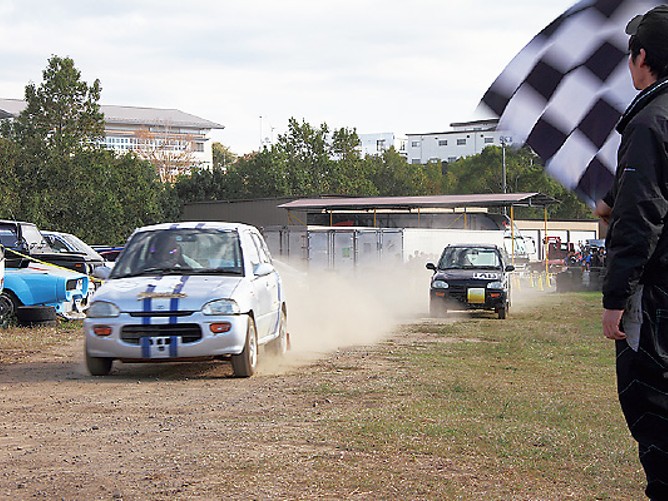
[438, 140, 447, 146]
[411, 159, 421, 164]
[447, 157, 457, 162]
[484, 137, 494, 144]
[376, 139, 386, 152]
[457, 138, 466, 146]
[411, 141, 420, 147]
[193, 142, 205, 152]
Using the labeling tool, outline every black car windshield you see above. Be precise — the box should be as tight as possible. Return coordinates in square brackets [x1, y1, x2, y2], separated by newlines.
[438, 247, 502, 270]
[110, 228, 243, 278]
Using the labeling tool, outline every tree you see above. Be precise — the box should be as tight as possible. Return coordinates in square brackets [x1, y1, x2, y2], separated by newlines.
[212, 142, 237, 170]
[5, 55, 104, 159]
[0, 55, 176, 244]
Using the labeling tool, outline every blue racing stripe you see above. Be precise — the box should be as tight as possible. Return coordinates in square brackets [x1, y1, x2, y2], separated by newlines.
[169, 275, 189, 324]
[141, 336, 151, 358]
[142, 283, 157, 325]
[169, 336, 178, 357]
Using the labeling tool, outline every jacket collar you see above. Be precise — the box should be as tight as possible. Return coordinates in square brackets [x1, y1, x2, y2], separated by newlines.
[616, 76, 668, 134]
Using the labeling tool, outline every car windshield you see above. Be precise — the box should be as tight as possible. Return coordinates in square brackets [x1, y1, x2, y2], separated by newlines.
[438, 247, 502, 270]
[110, 228, 243, 278]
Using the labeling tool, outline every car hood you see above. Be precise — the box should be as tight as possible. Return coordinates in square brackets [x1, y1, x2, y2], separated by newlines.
[434, 269, 503, 281]
[9, 263, 88, 280]
[93, 275, 244, 313]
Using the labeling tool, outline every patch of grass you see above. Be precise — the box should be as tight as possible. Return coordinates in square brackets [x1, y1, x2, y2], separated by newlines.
[299, 292, 643, 499]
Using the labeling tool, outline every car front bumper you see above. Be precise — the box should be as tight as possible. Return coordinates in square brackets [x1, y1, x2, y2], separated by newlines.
[84, 312, 249, 360]
[430, 287, 507, 310]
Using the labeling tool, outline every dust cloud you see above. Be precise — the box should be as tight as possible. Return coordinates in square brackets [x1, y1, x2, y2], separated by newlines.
[274, 259, 430, 360]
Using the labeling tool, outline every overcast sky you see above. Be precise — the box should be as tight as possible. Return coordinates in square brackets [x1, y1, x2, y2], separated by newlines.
[0, 0, 577, 154]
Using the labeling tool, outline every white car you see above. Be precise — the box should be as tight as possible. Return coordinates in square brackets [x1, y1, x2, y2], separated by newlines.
[83, 222, 288, 377]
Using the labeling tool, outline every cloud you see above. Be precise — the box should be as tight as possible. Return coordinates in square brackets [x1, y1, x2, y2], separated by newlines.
[0, 0, 578, 153]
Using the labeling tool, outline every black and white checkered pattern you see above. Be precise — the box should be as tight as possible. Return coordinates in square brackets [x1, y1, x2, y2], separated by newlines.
[479, 0, 664, 207]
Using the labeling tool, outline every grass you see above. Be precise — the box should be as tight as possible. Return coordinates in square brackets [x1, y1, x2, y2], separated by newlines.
[296, 291, 644, 499]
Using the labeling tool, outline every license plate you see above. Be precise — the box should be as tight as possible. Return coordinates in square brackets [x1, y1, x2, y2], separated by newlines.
[141, 336, 178, 358]
[467, 288, 486, 304]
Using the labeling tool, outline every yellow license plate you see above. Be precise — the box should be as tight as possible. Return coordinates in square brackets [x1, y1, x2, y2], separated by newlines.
[467, 288, 486, 304]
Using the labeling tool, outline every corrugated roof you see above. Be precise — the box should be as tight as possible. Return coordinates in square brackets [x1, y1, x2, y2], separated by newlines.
[278, 193, 559, 211]
[0, 98, 224, 129]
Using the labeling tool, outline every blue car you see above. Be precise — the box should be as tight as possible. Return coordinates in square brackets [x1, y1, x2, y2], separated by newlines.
[0, 262, 91, 321]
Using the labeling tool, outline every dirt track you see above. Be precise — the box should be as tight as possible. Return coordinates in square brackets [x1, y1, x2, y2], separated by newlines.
[0, 319, 455, 500]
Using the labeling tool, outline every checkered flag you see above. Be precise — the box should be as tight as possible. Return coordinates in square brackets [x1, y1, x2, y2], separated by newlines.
[479, 0, 663, 207]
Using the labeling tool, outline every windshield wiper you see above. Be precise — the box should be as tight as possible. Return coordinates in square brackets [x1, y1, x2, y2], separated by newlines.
[187, 268, 243, 275]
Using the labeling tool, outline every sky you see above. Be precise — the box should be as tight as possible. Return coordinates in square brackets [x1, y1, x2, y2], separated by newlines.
[0, 0, 577, 154]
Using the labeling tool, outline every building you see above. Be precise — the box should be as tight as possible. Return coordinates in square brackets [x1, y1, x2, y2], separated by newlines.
[406, 118, 503, 165]
[358, 132, 408, 158]
[0, 98, 224, 179]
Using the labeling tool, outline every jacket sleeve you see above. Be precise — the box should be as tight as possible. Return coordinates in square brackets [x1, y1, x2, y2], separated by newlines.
[602, 122, 668, 310]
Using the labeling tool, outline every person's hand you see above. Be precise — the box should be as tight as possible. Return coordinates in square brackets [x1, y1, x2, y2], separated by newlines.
[602, 309, 625, 340]
[594, 200, 612, 225]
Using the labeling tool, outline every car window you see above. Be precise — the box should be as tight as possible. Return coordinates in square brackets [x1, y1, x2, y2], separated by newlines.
[111, 228, 243, 277]
[438, 247, 502, 270]
[250, 232, 272, 265]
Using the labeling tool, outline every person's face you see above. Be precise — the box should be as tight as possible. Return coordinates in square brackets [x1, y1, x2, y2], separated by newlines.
[628, 48, 656, 90]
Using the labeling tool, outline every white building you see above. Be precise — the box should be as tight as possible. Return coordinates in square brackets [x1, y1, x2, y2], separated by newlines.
[358, 132, 408, 158]
[406, 119, 502, 165]
[0, 98, 224, 175]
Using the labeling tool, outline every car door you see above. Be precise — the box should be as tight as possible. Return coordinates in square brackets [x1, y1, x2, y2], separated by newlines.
[244, 230, 280, 341]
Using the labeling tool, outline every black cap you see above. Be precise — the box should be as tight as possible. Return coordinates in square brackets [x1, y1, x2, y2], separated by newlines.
[626, 5, 668, 47]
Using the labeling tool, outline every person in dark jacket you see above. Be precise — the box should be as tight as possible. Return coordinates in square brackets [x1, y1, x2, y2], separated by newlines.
[594, 5, 668, 499]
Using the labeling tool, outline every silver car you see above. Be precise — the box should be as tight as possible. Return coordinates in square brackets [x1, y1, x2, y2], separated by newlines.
[83, 222, 288, 377]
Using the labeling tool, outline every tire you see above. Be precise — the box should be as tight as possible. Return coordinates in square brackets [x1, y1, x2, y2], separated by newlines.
[86, 351, 113, 376]
[16, 306, 57, 327]
[497, 306, 507, 320]
[429, 297, 447, 318]
[232, 316, 258, 378]
[266, 309, 289, 357]
[0, 291, 20, 323]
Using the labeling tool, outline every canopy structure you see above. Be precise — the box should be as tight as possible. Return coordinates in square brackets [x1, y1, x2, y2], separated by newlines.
[278, 193, 558, 212]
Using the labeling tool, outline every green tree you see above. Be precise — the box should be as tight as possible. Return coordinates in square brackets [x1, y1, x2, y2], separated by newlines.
[212, 142, 237, 170]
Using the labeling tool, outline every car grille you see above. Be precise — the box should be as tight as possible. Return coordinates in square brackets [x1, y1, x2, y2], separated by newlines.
[120, 324, 203, 345]
[447, 284, 470, 303]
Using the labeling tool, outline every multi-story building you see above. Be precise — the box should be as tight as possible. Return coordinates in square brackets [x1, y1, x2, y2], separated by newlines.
[406, 119, 502, 165]
[358, 132, 408, 158]
[0, 98, 224, 179]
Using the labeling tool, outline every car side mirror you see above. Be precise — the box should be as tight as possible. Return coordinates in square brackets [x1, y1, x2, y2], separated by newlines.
[426, 263, 436, 272]
[93, 265, 112, 280]
[253, 262, 274, 277]
[505, 265, 515, 272]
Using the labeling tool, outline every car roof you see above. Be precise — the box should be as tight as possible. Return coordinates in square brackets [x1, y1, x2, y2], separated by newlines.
[446, 243, 500, 249]
[132, 221, 256, 234]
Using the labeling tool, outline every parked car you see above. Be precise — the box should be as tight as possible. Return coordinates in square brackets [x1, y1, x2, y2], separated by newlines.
[0, 262, 91, 322]
[0, 220, 92, 275]
[91, 245, 124, 263]
[42, 231, 107, 273]
[84, 221, 288, 377]
[426, 243, 514, 319]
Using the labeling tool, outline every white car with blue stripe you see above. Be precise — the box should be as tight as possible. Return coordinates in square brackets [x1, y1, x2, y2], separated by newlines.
[83, 222, 288, 377]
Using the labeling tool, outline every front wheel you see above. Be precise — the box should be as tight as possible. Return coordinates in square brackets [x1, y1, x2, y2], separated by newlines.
[429, 297, 447, 318]
[266, 309, 289, 357]
[497, 305, 507, 320]
[0, 291, 21, 323]
[232, 316, 258, 377]
[86, 351, 113, 376]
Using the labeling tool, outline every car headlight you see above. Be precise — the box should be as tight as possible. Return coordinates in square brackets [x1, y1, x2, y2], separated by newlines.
[487, 281, 504, 289]
[432, 280, 449, 289]
[202, 299, 240, 315]
[86, 301, 120, 318]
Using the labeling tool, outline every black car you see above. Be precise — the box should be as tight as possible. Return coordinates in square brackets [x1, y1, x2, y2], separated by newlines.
[426, 243, 514, 319]
[0, 220, 95, 275]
